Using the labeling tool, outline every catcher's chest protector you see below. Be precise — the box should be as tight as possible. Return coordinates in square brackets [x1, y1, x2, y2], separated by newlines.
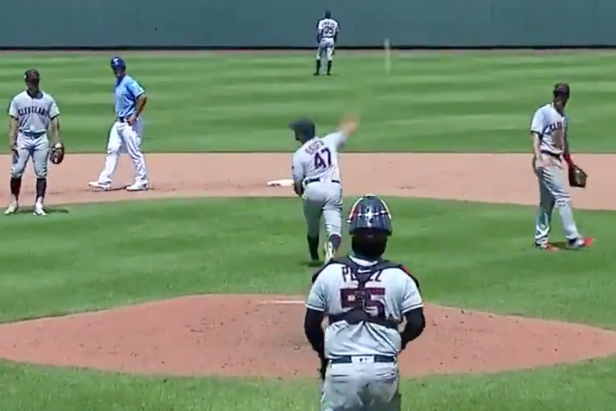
[315, 256, 415, 329]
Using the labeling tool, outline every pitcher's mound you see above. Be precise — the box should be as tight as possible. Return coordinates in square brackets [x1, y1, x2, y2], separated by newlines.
[0, 294, 615, 377]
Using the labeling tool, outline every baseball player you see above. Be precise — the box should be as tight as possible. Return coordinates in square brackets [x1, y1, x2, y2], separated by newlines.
[88, 57, 149, 191]
[304, 194, 425, 411]
[6, 69, 63, 216]
[531, 83, 592, 250]
[314, 10, 339, 76]
[290, 114, 358, 265]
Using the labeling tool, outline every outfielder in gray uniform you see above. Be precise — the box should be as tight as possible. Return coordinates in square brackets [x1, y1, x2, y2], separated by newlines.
[314, 10, 340, 76]
[305, 195, 425, 411]
[290, 114, 358, 265]
[6, 69, 63, 216]
[530, 83, 592, 251]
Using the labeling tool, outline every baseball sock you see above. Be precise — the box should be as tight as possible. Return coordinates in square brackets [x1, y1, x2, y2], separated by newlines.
[315, 60, 321, 74]
[327, 61, 332, 74]
[10, 177, 21, 202]
[329, 234, 341, 251]
[307, 235, 320, 261]
[35, 178, 47, 204]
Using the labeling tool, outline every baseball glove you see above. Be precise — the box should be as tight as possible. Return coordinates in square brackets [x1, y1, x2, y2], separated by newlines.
[50, 143, 65, 165]
[568, 164, 588, 188]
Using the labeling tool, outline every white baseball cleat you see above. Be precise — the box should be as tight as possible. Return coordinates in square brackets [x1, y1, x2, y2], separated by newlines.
[4, 202, 19, 215]
[88, 181, 111, 190]
[125, 183, 149, 191]
[33, 202, 47, 216]
[324, 242, 335, 264]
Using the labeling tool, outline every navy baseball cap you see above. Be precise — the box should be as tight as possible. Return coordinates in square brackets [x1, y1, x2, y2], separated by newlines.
[110, 56, 126, 69]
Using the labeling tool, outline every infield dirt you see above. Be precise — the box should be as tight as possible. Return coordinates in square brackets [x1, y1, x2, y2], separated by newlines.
[0, 152, 615, 377]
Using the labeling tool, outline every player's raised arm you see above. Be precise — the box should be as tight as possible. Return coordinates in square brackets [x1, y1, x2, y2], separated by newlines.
[338, 113, 358, 137]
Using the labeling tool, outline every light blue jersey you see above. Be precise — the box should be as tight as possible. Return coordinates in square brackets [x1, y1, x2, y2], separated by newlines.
[115, 75, 145, 118]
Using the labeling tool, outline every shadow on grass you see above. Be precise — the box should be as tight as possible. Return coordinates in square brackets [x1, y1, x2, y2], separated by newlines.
[14, 206, 70, 215]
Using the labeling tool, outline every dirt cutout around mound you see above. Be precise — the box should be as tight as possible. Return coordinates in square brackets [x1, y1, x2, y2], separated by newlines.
[1, 152, 616, 378]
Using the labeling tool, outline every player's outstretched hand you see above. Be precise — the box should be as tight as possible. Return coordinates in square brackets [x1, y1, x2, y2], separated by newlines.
[339, 113, 359, 136]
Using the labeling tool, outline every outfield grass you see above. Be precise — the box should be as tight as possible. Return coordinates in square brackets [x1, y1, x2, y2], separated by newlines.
[0, 198, 615, 410]
[1, 51, 615, 153]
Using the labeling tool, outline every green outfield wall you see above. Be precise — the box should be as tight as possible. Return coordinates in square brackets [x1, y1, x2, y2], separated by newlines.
[2, 0, 614, 49]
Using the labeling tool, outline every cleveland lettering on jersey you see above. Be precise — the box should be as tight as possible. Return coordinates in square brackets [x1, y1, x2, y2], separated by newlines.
[530, 103, 568, 155]
[17, 106, 49, 116]
[9, 90, 60, 136]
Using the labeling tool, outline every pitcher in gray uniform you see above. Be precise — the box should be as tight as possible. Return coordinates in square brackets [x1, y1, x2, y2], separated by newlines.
[530, 83, 592, 250]
[6, 69, 62, 216]
[304, 195, 426, 411]
[290, 114, 358, 265]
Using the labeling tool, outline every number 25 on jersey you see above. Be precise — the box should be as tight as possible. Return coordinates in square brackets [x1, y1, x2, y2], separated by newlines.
[314, 147, 332, 169]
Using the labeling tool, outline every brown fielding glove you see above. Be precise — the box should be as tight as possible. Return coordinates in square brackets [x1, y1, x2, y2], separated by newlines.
[568, 164, 588, 188]
[50, 143, 65, 165]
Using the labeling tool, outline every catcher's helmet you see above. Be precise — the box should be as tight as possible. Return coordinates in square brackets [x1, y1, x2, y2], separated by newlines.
[289, 118, 316, 143]
[24, 69, 40, 85]
[110, 56, 126, 70]
[347, 195, 393, 235]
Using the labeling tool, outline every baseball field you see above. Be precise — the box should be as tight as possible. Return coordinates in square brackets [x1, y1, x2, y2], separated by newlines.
[0, 50, 616, 410]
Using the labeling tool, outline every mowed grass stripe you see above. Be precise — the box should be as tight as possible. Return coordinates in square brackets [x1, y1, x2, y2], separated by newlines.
[0, 52, 614, 152]
[0, 198, 613, 327]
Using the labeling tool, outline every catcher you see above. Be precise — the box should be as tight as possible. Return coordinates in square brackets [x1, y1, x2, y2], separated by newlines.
[6, 69, 64, 216]
[530, 83, 592, 250]
[304, 195, 425, 411]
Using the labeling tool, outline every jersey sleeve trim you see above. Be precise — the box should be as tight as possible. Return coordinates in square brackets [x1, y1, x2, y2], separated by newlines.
[401, 302, 424, 314]
[305, 303, 325, 312]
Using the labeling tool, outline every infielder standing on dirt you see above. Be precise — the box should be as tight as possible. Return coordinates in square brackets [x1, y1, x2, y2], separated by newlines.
[304, 194, 425, 411]
[6, 69, 63, 216]
[89, 57, 149, 191]
[290, 114, 358, 264]
[314, 10, 339, 76]
[531, 83, 592, 250]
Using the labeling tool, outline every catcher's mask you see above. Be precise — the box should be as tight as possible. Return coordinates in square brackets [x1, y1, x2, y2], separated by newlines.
[288, 118, 316, 143]
[347, 195, 393, 259]
[24, 69, 40, 87]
